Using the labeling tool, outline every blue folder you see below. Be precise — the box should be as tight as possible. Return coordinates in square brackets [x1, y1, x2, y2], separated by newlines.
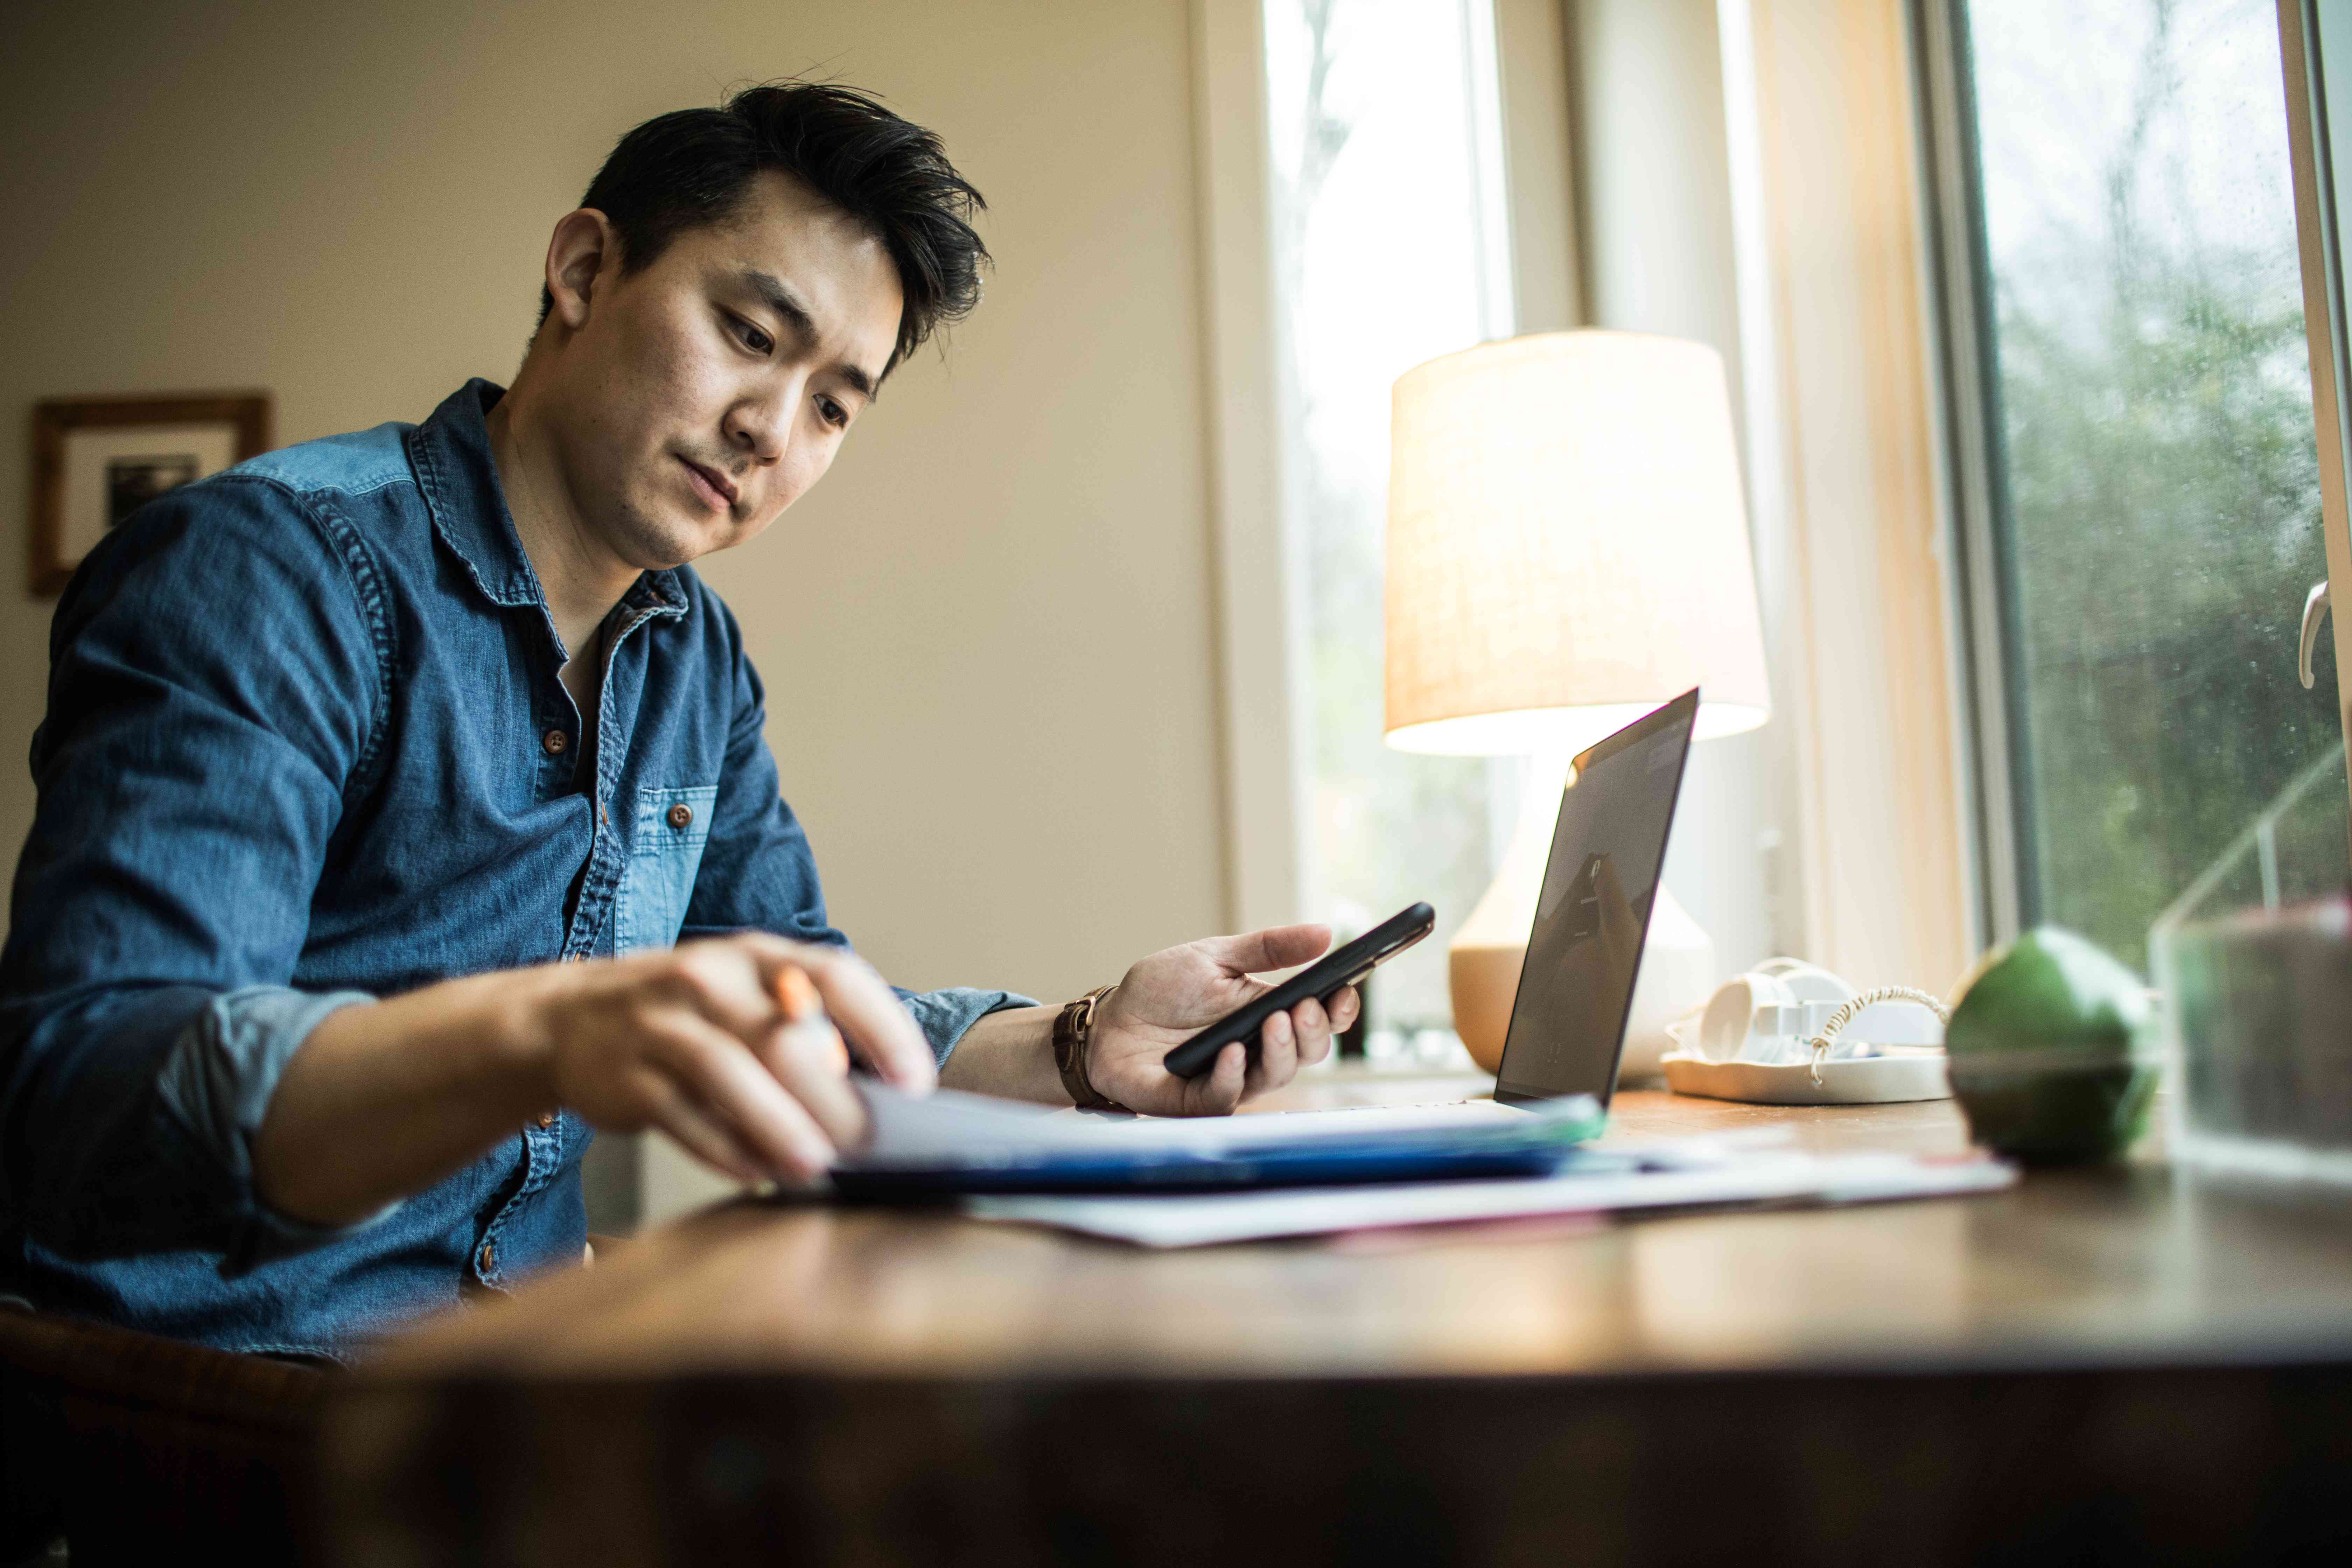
[828, 1083, 1606, 1197]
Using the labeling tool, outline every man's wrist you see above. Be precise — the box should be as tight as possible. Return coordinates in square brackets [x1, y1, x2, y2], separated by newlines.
[1052, 985, 1127, 1112]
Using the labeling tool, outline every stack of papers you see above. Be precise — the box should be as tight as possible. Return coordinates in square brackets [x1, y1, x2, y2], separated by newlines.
[830, 1085, 2014, 1245]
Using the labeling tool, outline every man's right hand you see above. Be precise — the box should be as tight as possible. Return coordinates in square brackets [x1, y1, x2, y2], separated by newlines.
[533, 934, 934, 1185]
[254, 934, 935, 1226]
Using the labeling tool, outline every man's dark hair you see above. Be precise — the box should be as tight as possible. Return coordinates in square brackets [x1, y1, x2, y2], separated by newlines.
[540, 82, 988, 374]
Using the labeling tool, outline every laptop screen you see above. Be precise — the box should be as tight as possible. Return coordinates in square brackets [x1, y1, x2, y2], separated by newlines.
[1492, 690, 1698, 1108]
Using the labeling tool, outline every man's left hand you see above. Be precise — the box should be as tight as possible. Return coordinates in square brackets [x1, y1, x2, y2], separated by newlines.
[1083, 925, 1360, 1116]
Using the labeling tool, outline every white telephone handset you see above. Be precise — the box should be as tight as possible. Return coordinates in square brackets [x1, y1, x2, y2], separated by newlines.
[1662, 959, 1953, 1106]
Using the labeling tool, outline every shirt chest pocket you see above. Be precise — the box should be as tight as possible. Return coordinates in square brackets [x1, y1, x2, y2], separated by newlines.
[612, 784, 720, 954]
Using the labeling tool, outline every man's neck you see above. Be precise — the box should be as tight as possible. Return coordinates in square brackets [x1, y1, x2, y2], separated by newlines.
[484, 387, 640, 663]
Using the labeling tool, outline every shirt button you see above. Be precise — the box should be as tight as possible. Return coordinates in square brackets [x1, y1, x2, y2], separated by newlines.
[668, 803, 694, 830]
[478, 1242, 496, 1273]
[535, 1112, 555, 1130]
[542, 729, 569, 756]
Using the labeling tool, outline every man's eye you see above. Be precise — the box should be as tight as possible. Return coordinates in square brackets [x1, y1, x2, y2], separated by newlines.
[732, 318, 772, 355]
[817, 397, 849, 429]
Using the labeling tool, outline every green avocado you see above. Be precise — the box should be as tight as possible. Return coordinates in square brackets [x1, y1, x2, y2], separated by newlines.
[1945, 926, 2157, 1166]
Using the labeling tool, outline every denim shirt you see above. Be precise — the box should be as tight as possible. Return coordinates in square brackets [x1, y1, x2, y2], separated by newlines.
[0, 380, 1028, 1359]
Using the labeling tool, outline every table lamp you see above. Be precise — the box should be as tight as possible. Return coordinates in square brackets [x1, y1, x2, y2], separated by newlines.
[1384, 330, 1771, 1072]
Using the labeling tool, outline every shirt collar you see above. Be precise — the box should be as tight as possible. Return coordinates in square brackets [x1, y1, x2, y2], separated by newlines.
[407, 378, 688, 621]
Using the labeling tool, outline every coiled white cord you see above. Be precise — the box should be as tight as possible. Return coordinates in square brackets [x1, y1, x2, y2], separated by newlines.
[1806, 986, 1952, 1086]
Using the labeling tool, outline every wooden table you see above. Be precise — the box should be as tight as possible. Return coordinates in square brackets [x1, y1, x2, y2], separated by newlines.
[320, 1076, 2352, 1565]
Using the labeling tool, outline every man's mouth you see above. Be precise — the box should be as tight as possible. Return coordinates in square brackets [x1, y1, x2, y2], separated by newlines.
[678, 456, 740, 512]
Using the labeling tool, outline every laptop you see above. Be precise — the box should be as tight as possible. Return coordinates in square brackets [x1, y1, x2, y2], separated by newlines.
[831, 691, 1699, 1193]
[1492, 685, 1700, 1109]
[1265, 684, 1700, 1122]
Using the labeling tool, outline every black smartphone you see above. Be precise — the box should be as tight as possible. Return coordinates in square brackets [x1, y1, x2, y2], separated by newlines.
[1161, 902, 1435, 1079]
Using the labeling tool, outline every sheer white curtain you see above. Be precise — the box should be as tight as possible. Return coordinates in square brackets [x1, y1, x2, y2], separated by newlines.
[1727, 0, 1972, 987]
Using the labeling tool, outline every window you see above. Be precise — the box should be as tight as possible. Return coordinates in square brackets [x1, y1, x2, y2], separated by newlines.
[1260, 0, 1516, 1054]
[1928, 0, 2340, 966]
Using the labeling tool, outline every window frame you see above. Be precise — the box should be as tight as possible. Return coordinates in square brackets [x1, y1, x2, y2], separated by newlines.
[1189, 0, 1581, 937]
[2277, 0, 2352, 802]
[1192, 0, 1312, 935]
[1909, 0, 2032, 951]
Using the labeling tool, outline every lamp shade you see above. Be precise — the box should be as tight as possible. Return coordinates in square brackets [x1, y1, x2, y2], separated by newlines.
[1384, 330, 1770, 755]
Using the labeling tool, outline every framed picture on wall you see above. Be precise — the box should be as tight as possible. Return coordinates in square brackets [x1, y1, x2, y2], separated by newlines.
[28, 391, 272, 596]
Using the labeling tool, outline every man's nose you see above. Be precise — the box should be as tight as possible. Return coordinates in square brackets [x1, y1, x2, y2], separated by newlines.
[724, 383, 791, 467]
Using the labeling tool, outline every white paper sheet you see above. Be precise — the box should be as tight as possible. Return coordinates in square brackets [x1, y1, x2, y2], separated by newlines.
[961, 1149, 2016, 1248]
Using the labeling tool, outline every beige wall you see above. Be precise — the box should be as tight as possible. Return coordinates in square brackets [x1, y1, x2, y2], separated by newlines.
[0, 1, 1230, 1009]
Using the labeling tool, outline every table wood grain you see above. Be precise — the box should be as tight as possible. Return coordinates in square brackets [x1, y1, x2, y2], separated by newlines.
[351, 1079, 2352, 1381]
[322, 1075, 2352, 1566]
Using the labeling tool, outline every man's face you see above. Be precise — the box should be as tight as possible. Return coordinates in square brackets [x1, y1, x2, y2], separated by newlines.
[541, 170, 903, 571]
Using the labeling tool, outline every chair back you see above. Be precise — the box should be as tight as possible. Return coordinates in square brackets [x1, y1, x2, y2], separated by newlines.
[0, 1305, 327, 1566]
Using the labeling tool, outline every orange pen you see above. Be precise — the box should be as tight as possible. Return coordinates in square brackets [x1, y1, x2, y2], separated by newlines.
[775, 962, 851, 1075]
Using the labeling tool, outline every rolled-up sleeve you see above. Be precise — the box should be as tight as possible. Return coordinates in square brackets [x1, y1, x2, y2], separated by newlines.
[0, 478, 393, 1268]
[892, 986, 1036, 1063]
[680, 598, 1034, 1064]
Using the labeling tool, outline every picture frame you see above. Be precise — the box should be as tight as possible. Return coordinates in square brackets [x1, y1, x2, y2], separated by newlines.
[28, 391, 272, 597]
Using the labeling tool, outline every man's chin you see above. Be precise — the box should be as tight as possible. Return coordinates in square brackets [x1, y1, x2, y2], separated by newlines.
[606, 509, 729, 573]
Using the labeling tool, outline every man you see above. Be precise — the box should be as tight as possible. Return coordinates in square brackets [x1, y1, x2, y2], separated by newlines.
[0, 84, 1356, 1358]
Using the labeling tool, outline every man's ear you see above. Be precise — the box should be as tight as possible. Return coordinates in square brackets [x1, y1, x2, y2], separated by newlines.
[543, 209, 616, 332]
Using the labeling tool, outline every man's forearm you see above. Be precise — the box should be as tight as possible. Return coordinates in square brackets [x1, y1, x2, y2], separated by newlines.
[252, 968, 560, 1227]
[252, 936, 936, 1230]
[937, 1004, 1066, 1104]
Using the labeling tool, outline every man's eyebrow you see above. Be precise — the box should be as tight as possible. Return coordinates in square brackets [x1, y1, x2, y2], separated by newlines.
[833, 361, 878, 401]
[738, 268, 881, 401]
[741, 268, 816, 339]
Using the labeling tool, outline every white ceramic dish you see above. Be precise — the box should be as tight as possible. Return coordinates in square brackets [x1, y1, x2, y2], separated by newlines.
[1660, 1048, 1953, 1106]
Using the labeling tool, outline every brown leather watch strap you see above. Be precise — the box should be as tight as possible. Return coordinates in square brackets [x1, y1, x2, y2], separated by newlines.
[1052, 984, 1127, 1113]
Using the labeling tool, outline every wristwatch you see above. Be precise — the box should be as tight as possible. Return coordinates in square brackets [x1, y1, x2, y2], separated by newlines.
[1052, 983, 1128, 1113]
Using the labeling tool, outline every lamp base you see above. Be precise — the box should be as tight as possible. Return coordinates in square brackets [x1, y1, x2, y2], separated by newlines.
[1448, 755, 1718, 1079]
